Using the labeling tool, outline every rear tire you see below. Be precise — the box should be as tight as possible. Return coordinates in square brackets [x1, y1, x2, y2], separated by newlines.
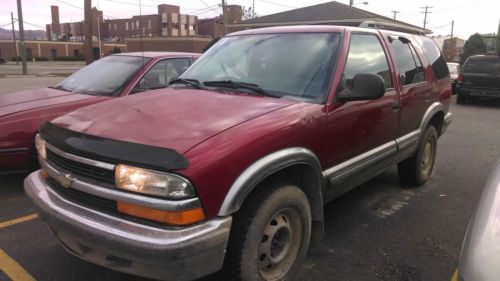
[398, 125, 438, 186]
[225, 183, 312, 281]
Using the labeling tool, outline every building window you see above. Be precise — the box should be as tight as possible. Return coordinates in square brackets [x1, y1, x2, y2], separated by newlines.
[126, 22, 129, 31]
[114, 23, 117, 31]
[148, 20, 151, 29]
[136, 20, 139, 29]
[108, 24, 111, 31]
[131, 22, 134, 30]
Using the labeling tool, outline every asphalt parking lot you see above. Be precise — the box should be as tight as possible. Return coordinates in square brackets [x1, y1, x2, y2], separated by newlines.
[1, 87, 499, 280]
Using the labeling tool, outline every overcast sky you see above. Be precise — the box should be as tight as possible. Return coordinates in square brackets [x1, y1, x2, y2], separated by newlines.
[1, 0, 498, 39]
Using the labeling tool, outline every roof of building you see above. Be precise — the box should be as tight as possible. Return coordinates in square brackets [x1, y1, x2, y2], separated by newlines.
[238, 1, 427, 33]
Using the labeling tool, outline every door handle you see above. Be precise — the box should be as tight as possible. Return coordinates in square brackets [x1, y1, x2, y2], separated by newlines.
[391, 101, 401, 110]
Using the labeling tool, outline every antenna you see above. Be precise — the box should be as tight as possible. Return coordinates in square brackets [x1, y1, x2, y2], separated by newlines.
[139, 0, 145, 84]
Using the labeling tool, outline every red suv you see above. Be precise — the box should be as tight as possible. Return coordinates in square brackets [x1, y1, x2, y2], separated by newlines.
[25, 25, 452, 281]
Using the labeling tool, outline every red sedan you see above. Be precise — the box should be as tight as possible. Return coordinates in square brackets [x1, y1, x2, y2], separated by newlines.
[0, 52, 200, 172]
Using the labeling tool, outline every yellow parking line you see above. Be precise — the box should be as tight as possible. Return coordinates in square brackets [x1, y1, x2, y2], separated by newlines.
[0, 214, 38, 229]
[0, 248, 36, 281]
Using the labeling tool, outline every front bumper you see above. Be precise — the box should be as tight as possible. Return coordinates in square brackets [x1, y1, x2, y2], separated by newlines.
[24, 171, 232, 281]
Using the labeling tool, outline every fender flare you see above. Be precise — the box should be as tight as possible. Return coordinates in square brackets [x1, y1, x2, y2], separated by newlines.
[217, 147, 325, 219]
[419, 102, 445, 134]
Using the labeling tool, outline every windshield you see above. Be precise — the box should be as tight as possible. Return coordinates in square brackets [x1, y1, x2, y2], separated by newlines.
[463, 57, 500, 75]
[447, 64, 459, 74]
[55, 56, 150, 96]
[181, 33, 341, 101]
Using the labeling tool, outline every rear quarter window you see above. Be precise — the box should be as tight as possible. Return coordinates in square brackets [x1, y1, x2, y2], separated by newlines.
[414, 36, 449, 80]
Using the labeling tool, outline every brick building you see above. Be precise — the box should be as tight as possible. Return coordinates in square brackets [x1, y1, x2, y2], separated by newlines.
[442, 37, 465, 63]
[46, 4, 198, 43]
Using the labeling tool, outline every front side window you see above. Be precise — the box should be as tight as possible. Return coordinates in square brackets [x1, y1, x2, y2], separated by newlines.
[133, 58, 191, 93]
[181, 33, 341, 102]
[55, 56, 150, 96]
[390, 38, 425, 85]
[343, 33, 393, 89]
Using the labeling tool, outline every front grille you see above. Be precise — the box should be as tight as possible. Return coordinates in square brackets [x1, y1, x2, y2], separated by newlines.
[46, 177, 177, 229]
[46, 149, 115, 184]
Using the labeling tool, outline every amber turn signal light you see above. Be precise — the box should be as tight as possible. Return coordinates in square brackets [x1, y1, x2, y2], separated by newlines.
[116, 201, 206, 225]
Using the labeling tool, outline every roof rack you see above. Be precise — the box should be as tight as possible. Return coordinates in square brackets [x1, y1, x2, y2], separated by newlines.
[359, 21, 428, 35]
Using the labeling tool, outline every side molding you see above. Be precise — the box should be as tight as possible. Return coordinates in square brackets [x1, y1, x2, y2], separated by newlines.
[419, 102, 444, 133]
[218, 147, 324, 216]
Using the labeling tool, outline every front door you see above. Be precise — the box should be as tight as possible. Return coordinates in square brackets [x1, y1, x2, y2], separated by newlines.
[323, 32, 400, 198]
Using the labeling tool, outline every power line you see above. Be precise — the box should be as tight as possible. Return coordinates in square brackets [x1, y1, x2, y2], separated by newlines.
[256, 0, 297, 9]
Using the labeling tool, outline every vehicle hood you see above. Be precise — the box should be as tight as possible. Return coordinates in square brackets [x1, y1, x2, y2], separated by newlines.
[0, 87, 97, 117]
[52, 88, 297, 154]
[459, 160, 500, 281]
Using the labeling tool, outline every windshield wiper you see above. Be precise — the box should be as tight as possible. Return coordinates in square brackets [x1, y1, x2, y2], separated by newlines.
[49, 85, 71, 92]
[203, 80, 281, 98]
[169, 78, 206, 89]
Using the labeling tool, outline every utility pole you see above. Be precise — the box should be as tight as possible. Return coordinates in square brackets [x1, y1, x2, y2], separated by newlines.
[349, 0, 354, 6]
[221, 0, 227, 35]
[421, 5, 433, 29]
[391, 10, 399, 20]
[10, 12, 18, 65]
[252, 0, 255, 18]
[84, 0, 93, 64]
[16, 0, 27, 75]
[496, 19, 500, 56]
[450, 20, 454, 38]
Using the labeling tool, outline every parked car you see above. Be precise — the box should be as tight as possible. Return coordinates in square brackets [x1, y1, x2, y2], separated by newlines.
[25, 24, 452, 281]
[456, 55, 500, 104]
[447, 62, 460, 95]
[0, 52, 199, 172]
[454, 160, 500, 281]
[0, 57, 6, 64]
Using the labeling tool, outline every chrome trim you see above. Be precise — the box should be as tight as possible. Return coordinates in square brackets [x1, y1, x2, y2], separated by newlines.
[396, 130, 421, 151]
[323, 141, 397, 182]
[40, 158, 201, 211]
[442, 112, 453, 135]
[0, 147, 29, 153]
[218, 147, 323, 216]
[419, 102, 444, 133]
[45, 141, 116, 171]
[24, 170, 231, 281]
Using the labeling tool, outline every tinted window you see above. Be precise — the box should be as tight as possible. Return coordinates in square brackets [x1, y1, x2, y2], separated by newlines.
[133, 58, 191, 93]
[415, 36, 449, 80]
[463, 57, 500, 75]
[56, 56, 150, 96]
[181, 33, 341, 101]
[343, 34, 392, 89]
[390, 39, 425, 85]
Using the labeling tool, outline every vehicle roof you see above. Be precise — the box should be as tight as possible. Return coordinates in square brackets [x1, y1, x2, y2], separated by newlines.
[227, 25, 427, 37]
[467, 54, 500, 60]
[113, 51, 200, 58]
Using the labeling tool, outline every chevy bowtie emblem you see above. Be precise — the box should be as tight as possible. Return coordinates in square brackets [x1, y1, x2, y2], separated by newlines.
[56, 173, 73, 188]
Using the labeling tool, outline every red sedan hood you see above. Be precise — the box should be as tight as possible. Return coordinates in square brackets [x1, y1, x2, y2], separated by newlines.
[52, 88, 296, 154]
[0, 88, 97, 117]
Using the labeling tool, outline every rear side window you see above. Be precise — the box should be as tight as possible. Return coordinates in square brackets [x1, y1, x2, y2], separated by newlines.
[415, 36, 449, 80]
[343, 33, 393, 89]
[463, 57, 500, 75]
[390, 38, 425, 85]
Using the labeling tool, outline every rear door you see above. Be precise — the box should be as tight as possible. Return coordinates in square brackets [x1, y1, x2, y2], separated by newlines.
[462, 56, 500, 90]
[386, 35, 430, 136]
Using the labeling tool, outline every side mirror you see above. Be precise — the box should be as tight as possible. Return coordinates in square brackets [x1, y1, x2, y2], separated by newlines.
[337, 73, 386, 102]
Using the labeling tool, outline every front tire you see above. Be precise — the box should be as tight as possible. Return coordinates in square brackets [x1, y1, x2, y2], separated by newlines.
[398, 125, 438, 186]
[226, 183, 312, 281]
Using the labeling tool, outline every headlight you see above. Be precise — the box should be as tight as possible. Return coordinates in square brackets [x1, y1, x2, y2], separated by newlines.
[35, 134, 46, 160]
[115, 164, 195, 199]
